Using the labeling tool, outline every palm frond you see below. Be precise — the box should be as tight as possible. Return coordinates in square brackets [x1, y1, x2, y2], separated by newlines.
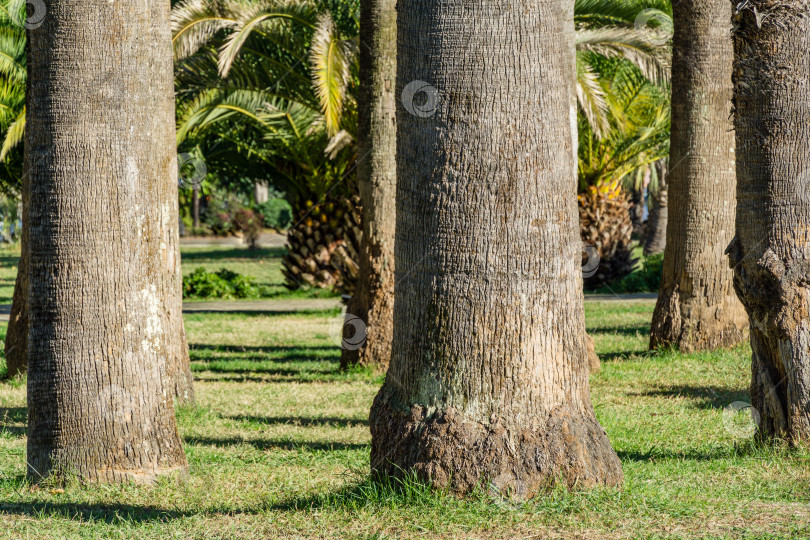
[309, 13, 353, 136]
[577, 27, 670, 86]
[0, 105, 24, 161]
[171, 0, 237, 61]
[575, 0, 672, 27]
[218, 0, 317, 77]
[576, 58, 610, 138]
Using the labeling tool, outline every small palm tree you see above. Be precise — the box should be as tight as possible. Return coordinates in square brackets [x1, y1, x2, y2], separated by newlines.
[0, 0, 26, 195]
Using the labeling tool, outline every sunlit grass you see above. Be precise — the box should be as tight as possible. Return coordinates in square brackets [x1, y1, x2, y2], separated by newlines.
[0, 302, 808, 537]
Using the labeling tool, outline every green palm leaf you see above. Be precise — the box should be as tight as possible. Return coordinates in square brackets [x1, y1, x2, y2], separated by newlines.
[309, 13, 354, 137]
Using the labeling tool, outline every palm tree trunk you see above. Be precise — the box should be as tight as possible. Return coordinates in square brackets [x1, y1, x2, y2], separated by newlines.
[192, 185, 200, 229]
[4, 176, 27, 378]
[370, 0, 622, 496]
[649, 0, 748, 352]
[26, 0, 188, 481]
[163, 179, 195, 404]
[4, 32, 193, 403]
[341, 0, 397, 371]
[729, 1, 810, 442]
[644, 168, 667, 256]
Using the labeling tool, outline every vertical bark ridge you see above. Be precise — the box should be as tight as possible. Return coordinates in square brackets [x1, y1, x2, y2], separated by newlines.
[650, 0, 748, 352]
[341, 0, 397, 372]
[26, 0, 188, 482]
[730, 0, 810, 442]
[370, 0, 622, 496]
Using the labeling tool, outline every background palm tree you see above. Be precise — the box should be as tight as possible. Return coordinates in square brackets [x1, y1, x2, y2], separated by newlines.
[0, 0, 25, 196]
[172, 0, 362, 291]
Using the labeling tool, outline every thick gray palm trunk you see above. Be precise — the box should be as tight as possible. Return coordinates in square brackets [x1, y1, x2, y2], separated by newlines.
[4, 35, 193, 404]
[729, 1, 810, 442]
[649, 0, 748, 352]
[369, 0, 622, 496]
[26, 0, 188, 481]
[341, 0, 397, 371]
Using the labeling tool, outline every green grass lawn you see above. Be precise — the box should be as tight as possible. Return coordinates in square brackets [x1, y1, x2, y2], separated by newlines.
[1, 303, 809, 538]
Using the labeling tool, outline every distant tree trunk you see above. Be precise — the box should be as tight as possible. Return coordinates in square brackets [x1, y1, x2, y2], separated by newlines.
[370, 0, 623, 496]
[26, 0, 188, 481]
[254, 181, 269, 205]
[192, 185, 200, 229]
[4, 36, 31, 379]
[4, 176, 27, 378]
[644, 164, 668, 256]
[649, 0, 747, 352]
[164, 185, 195, 404]
[729, 1, 810, 442]
[564, 0, 599, 373]
[341, 0, 396, 372]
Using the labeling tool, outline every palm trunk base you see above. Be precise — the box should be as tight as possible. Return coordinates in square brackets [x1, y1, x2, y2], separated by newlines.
[28, 457, 187, 485]
[370, 396, 623, 498]
[729, 240, 810, 444]
[650, 285, 748, 352]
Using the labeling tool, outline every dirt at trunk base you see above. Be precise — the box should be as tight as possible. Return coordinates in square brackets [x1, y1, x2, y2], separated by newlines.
[370, 397, 623, 498]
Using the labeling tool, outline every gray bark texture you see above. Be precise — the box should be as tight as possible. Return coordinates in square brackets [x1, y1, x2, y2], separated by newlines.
[729, 0, 810, 443]
[369, 0, 623, 497]
[5, 8, 194, 402]
[649, 0, 748, 352]
[341, 0, 397, 371]
[26, 0, 188, 482]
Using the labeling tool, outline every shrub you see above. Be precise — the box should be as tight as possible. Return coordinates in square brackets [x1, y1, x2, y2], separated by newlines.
[255, 198, 293, 230]
[595, 253, 664, 294]
[183, 267, 260, 299]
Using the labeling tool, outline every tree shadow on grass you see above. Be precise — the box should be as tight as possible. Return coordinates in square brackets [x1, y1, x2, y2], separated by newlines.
[189, 344, 337, 354]
[185, 436, 368, 452]
[0, 501, 195, 524]
[190, 354, 337, 365]
[223, 414, 368, 428]
[191, 366, 345, 383]
[616, 447, 734, 462]
[595, 350, 651, 363]
[180, 246, 286, 261]
[588, 323, 650, 337]
[0, 407, 26, 436]
[631, 384, 748, 410]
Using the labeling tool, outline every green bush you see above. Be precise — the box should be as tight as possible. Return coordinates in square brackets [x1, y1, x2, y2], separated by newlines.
[255, 198, 293, 230]
[183, 267, 260, 299]
[594, 253, 663, 293]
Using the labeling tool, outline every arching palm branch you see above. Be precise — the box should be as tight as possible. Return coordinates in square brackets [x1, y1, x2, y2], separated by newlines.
[574, 0, 672, 138]
[0, 0, 26, 195]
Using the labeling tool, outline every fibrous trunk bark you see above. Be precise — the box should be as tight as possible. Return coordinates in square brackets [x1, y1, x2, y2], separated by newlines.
[649, 0, 748, 352]
[369, 0, 623, 496]
[341, 0, 396, 372]
[729, 0, 810, 443]
[4, 17, 194, 403]
[26, 0, 188, 482]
